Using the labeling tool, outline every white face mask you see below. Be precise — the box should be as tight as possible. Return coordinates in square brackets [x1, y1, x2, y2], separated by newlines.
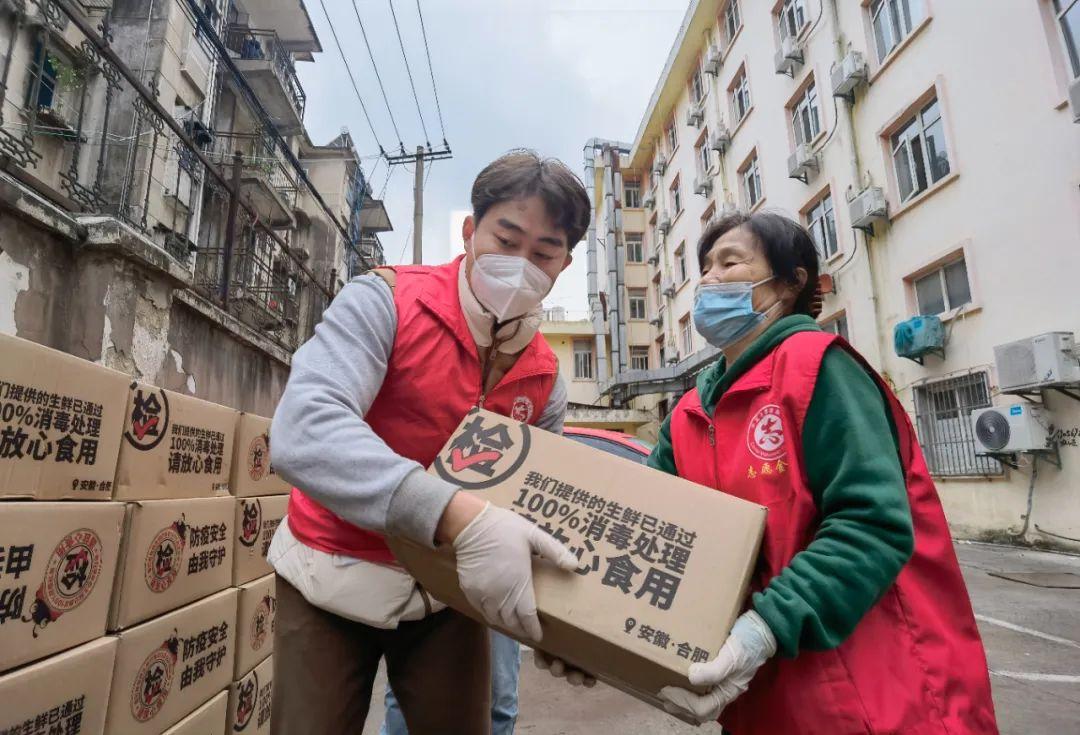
[469, 253, 554, 322]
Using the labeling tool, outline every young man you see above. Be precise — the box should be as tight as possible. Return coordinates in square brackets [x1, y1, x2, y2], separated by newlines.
[267, 150, 591, 735]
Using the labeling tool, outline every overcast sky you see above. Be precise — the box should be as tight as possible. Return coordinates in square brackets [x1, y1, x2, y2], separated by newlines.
[297, 0, 687, 315]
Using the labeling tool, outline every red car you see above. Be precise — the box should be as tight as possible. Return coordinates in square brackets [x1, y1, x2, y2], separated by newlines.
[563, 426, 653, 464]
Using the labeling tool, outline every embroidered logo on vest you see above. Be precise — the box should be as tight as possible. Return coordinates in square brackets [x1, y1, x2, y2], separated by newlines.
[747, 404, 786, 461]
[511, 396, 534, 423]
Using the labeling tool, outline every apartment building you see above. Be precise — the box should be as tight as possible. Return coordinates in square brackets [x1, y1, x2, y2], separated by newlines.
[585, 0, 1080, 548]
[0, 0, 389, 415]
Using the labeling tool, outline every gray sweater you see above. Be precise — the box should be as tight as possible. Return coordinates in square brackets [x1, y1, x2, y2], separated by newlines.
[269, 274, 568, 549]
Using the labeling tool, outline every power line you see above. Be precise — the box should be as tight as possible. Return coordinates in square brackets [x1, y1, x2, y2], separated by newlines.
[387, 0, 430, 146]
[379, 164, 395, 199]
[316, 0, 386, 155]
[351, 0, 405, 152]
[414, 0, 447, 143]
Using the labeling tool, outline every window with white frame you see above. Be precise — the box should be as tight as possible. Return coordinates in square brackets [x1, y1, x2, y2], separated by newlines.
[690, 65, 706, 105]
[625, 232, 644, 263]
[670, 176, 683, 214]
[624, 178, 642, 208]
[778, 0, 807, 41]
[696, 134, 711, 174]
[791, 81, 821, 146]
[870, 0, 927, 63]
[666, 119, 678, 153]
[806, 192, 838, 260]
[821, 312, 849, 342]
[891, 96, 950, 203]
[740, 153, 762, 208]
[723, 0, 742, 44]
[913, 372, 1002, 477]
[573, 339, 594, 379]
[630, 346, 650, 371]
[680, 315, 693, 355]
[675, 243, 688, 283]
[913, 257, 971, 316]
[730, 69, 751, 122]
[1055, 0, 1080, 78]
[628, 289, 648, 320]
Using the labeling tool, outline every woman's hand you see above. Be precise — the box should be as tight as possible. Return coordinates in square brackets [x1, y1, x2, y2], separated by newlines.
[659, 610, 776, 724]
[532, 650, 597, 687]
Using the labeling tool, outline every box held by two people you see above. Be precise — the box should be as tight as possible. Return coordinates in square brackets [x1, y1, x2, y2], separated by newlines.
[0, 502, 124, 673]
[231, 413, 290, 497]
[0, 332, 129, 500]
[114, 382, 238, 500]
[388, 409, 766, 716]
[0, 636, 118, 735]
[106, 588, 238, 734]
[233, 495, 288, 586]
[227, 655, 273, 735]
[108, 496, 234, 631]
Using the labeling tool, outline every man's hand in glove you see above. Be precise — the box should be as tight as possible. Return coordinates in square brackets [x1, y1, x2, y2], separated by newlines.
[659, 610, 777, 724]
[451, 500, 578, 641]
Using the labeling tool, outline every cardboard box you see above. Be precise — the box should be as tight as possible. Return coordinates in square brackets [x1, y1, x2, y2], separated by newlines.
[232, 495, 287, 586]
[162, 690, 228, 735]
[227, 655, 273, 735]
[109, 497, 234, 631]
[0, 502, 124, 673]
[387, 409, 766, 716]
[106, 588, 238, 734]
[233, 573, 276, 680]
[0, 332, 130, 500]
[114, 383, 238, 500]
[0, 636, 117, 734]
[230, 413, 290, 497]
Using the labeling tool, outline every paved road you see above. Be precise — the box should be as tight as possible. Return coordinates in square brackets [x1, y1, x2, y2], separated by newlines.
[361, 542, 1080, 734]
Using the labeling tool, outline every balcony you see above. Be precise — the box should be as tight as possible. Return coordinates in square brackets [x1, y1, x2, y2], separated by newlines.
[225, 26, 306, 133]
[208, 132, 298, 228]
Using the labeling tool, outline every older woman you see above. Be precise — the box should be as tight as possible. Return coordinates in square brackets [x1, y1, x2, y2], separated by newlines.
[649, 212, 998, 734]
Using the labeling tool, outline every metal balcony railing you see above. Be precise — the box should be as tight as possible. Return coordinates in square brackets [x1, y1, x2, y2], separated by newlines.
[206, 131, 299, 210]
[224, 26, 306, 120]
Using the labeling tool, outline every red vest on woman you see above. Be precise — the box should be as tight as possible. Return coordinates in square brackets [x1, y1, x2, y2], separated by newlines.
[287, 256, 559, 563]
[670, 331, 997, 735]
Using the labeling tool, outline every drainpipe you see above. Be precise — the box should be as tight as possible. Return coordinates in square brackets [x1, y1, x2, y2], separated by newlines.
[827, 0, 888, 370]
[609, 147, 629, 381]
[583, 141, 609, 390]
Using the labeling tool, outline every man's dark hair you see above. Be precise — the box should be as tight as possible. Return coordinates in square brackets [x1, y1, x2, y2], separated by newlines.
[471, 149, 591, 251]
[696, 211, 820, 316]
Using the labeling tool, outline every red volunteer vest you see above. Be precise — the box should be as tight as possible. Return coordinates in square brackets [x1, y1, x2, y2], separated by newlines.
[287, 256, 559, 563]
[671, 332, 997, 735]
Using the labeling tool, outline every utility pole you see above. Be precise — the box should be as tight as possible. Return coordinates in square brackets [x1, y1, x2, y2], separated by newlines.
[412, 145, 424, 265]
[385, 141, 452, 265]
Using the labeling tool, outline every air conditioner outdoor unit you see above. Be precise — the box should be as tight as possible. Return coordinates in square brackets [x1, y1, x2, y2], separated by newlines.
[686, 101, 705, 128]
[649, 315, 663, 328]
[709, 127, 731, 153]
[643, 192, 656, 210]
[693, 173, 713, 196]
[718, 201, 738, 218]
[848, 186, 888, 231]
[787, 143, 818, 181]
[831, 51, 868, 100]
[662, 279, 676, 298]
[657, 213, 671, 235]
[647, 248, 660, 266]
[994, 332, 1080, 393]
[703, 45, 721, 75]
[774, 37, 803, 76]
[894, 315, 945, 363]
[1069, 78, 1080, 124]
[971, 404, 1052, 456]
[652, 158, 667, 177]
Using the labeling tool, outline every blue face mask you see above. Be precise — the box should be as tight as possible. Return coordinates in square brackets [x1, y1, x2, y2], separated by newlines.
[692, 277, 778, 349]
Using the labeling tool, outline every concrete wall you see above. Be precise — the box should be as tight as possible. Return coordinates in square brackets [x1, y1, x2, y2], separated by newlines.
[596, 0, 1080, 549]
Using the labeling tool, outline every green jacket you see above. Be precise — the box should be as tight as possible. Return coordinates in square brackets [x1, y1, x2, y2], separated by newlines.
[648, 315, 914, 658]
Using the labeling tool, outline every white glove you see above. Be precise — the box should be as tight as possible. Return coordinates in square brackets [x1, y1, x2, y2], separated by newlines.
[659, 610, 776, 724]
[452, 502, 578, 641]
[533, 649, 597, 687]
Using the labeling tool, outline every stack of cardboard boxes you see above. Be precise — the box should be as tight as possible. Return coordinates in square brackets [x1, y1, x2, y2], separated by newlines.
[0, 333, 289, 734]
